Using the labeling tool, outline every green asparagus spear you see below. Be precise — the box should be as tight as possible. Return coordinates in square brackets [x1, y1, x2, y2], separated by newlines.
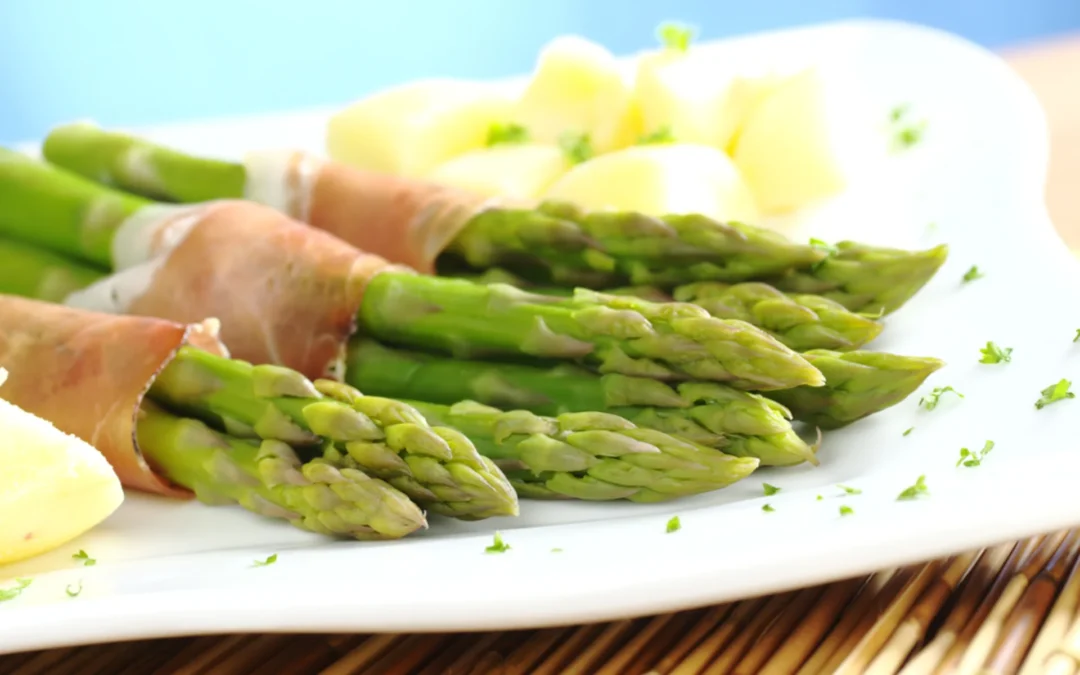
[136, 402, 428, 539]
[405, 400, 760, 502]
[358, 274, 824, 390]
[444, 270, 882, 351]
[766, 350, 945, 429]
[670, 281, 883, 351]
[345, 339, 818, 467]
[149, 346, 519, 520]
[42, 122, 830, 286]
[0, 155, 824, 390]
[769, 241, 949, 315]
[0, 236, 105, 302]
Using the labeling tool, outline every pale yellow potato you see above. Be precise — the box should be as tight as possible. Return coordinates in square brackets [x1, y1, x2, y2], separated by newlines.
[426, 144, 570, 200]
[634, 49, 787, 152]
[511, 36, 641, 154]
[732, 69, 848, 214]
[326, 79, 517, 178]
[0, 369, 124, 566]
[543, 143, 759, 223]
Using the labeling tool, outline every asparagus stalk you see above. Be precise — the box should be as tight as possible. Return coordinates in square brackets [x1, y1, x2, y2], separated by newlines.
[444, 270, 883, 351]
[136, 402, 428, 539]
[358, 274, 823, 389]
[149, 346, 519, 520]
[0, 155, 824, 390]
[769, 241, 949, 316]
[0, 236, 105, 302]
[405, 400, 761, 502]
[346, 339, 818, 467]
[766, 350, 945, 429]
[42, 123, 831, 286]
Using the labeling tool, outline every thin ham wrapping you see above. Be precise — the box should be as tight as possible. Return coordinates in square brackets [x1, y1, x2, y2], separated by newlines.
[91, 200, 409, 381]
[0, 294, 227, 497]
[246, 151, 496, 274]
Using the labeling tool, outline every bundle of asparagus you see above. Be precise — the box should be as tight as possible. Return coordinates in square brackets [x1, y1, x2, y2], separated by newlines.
[39, 123, 947, 314]
[0, 149, 823, 392]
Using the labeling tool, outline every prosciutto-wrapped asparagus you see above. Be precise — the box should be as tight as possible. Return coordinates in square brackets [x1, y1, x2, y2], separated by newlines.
[40, 122, 903, 292]
[0, 150, 823, 391]
[0, 294, 527, 533]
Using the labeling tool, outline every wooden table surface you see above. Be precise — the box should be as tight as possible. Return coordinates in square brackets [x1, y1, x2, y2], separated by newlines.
[1003, 33, 1080, 245]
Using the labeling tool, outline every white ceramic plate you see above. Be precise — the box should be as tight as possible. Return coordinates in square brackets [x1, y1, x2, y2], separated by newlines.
[2, 18, 1077, 655]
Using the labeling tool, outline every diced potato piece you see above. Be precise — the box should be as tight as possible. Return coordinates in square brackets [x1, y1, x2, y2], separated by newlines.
[326, 79, 517, 178]
[732, 69, 848, 213]
[634, 50, 786, 152]
[512, 36, 641, 153]
[0, 369, 124, 565]
[543, 143, 759, 223]
[426, 144, 570, 200]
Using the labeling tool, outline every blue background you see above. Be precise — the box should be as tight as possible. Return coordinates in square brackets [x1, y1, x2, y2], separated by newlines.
[2, 0, 1078, 143]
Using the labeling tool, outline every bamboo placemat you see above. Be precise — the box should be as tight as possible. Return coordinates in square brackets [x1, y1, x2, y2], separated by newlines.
[7, 529, 1080, 673]
[4, 32, 1080, 675]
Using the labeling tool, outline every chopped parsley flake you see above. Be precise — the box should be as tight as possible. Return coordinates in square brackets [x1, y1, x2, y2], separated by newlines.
[957, 440, 995, 468]
[897, 475, 929, 501]
[762, 483, 781, 496]
[551, 548, 563, 553]
[816, 495, 823, 501]
[1036, 379, 1075, 410]
[979, 342, 1013, 364]
[919, 386, 963, 411]
[762, 503, 775, 513]
[1074, 329, 1080, 343]
[838, 485, 862, 495]
[72, 550, 96, 567]
[656, 21, 697, 51]
[557, 131, 594, 165]
[889, 104, 910, 122]
[485, 533, 511, 553]
[485, 122, 530, 147]
[903, 427, 914, 437]
[637, 126, 676, 145]
[0, 579, 31, 603]
[666, 516, 681, 533]
[962, 265, 984, 283]
[66, 582, 82, 598]
[839, 505, 854, 516]
[252, 554, 278, 567]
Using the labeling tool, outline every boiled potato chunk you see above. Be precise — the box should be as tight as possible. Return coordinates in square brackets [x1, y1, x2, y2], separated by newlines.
[426, 144, 570, 200]
[0, 369, 124, 565]
[635, 50, 785, 152]
[512, 36, 641, 154]
[732, 69, 848, 213]
[326, 79, 516, 178]
[543, 143, 759, 223]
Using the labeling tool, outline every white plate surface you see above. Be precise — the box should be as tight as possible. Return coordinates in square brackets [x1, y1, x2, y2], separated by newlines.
[2, 18, 1077, 655]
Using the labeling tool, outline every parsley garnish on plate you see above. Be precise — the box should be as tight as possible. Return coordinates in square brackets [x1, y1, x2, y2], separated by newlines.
[919, 386, 963, 411]
[557, 131, 594, 165]
[656, 21, 697, 51]
[903, 427, 914, 436]
[1074, 329, 1080, 343]
[897, 475, 929, 501]
[815, 495, 823, 501]
[762, 483, 781, 496]
[888, 105, 927, 149]
[839, 505, 854, 516]
[889, 104, 910, 122]
[637, 126, 676, 145]
[485, 533, 511, 553]
[66, 582, 83, 598]
[0, 579, 31, 603]
[1036, 379, 1075, 410]
[72, 550, 96, 567]
[957, 440, 995, 467]
[551, 548, 563, 553]
[962, 265, 984, 283]
[979, 341, 1012, 364]
[252, 554, 278, 567]
[838, 485, 862, 495]
[762, 504, 775, 513]
[485, 122, 530, 147]
[666, 516, 682, 533]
